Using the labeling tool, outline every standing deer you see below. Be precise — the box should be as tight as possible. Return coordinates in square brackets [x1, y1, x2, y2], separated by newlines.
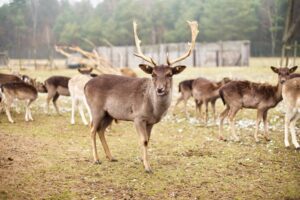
[282, 77, 300, 149]
[0, 82, 38, 123]
[69, 68, 95, 125]
[192, 77, 231, 124]
[219, 66, 297, 142]
[84, 21, 198, 173]
[43, 76, 70, 114]
[174, 79, 194, 117]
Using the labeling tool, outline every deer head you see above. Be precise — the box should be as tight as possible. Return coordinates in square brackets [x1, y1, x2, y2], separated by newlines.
[133, 21, 199, 96]
[271, 66, 298, 84]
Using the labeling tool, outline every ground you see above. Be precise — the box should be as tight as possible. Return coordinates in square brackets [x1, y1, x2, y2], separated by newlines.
[0, 58, 300, 200]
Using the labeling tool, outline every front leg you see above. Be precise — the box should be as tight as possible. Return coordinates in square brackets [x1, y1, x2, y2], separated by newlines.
[262, 110, 270, 141]
[134, 119, 152, 173]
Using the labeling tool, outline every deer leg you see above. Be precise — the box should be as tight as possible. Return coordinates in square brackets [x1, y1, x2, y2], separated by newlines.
[183, 96, 188, 118]
[211, 99, 217, 124]
[83, 97, 92, 124]
[4, 97, 14, 123]
[79, 102, 88, 125]
[134, 119, 152, 173]
[46, 93, 53, 114]
[219, 106, 230, 140]
[284, 108, 295, 148]
[90, 112, 105, 164]
[262, 110, 270, 141]
[70, 97, 76, 124]
[52, 93, 60, 115]
[228, 107, 240, 142]
[254, 110, 263, 142]
[196, 100, 203, 119]
[204, 100, 209, 125]
[289, 113, 300, 149]
[98, 115, 116, 161]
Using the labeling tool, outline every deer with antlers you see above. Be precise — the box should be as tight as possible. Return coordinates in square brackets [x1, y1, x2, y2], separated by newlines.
[84, 21, 198, 172]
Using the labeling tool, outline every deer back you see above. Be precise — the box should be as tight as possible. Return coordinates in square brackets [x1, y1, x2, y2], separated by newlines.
[0, 73, 22, 85]
[1, 82, 38, 100]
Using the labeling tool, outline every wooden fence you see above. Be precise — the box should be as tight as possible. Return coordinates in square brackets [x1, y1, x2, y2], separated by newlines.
[97, 40, 250, 68]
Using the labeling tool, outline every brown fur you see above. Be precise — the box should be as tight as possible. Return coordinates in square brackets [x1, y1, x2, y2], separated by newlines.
[192, 77, 231, 123]
[44, 76, 70, 114]
[1, 82, 38, 123]
[174, 79, 194, 117]
[219, 66, 297, 142]
[84, 64, 186, 172]
[0, 73, 22, 84]
[120, 68, 137, 77]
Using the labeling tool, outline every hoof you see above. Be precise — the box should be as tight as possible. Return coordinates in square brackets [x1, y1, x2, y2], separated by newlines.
[219, 136, 226, 141]
[264, 137, 271, 142]
[109, 158, 118, 162]
[296, 146, 300, 151]
[94, 160, 101, 165]
[145, 169, 153, 174]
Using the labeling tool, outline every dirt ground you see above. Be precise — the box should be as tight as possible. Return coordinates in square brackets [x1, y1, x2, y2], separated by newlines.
[0, 62, 300, 199]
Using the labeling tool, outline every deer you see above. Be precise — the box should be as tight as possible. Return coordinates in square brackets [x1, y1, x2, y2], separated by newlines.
[192, 77, 231, 124]
[69, 68, 95, 125]
[282, 77, 300, 149]
[0, 82, 38, 123]
[218, 66, 298, 142]
[174, 79, 194, 117]
[84, 21, 198, 173]
[43, 76, 70, 114]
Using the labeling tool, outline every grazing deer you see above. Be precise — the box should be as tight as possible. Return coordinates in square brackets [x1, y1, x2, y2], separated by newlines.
[43, 76, 70, 114]
[69, 68, 95, 125]
[193, 77, 231, 124]
[282, 77, 300, 149]
[0, 73, 22, 84]
[219, 66, 297, 142]
[84, 21, 198, 172]
[0, 82, 38, 123]
[174, 79, 194, 117]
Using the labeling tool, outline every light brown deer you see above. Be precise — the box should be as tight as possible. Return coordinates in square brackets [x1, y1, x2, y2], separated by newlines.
[219, 66, 297, 142]
[192, 77, 231, 124]
[282, 77, 300, 149]
[174, 79, 194, 117]
[0, 82, 38, 123]
[84, 21, 198, 173]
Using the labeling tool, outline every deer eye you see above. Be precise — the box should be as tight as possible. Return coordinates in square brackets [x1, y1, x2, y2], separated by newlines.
[166, 73, 172, 77]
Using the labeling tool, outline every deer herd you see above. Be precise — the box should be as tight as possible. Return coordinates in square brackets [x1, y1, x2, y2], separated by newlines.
[0, 21, 299, 173]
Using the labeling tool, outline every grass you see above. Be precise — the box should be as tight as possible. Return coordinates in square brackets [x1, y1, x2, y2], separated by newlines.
[0, 57, 300, 199]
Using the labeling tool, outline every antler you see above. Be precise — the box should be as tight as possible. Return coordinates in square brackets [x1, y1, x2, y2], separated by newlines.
[167, 21, 199, 65]
[133, 21, 157, 66]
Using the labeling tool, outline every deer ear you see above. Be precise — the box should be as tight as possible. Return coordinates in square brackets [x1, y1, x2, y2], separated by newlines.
[289, 66, 298, 73]
[270, 66, 279, 73]
[139, 64, 153, 74]
[172, 65, 186, 75]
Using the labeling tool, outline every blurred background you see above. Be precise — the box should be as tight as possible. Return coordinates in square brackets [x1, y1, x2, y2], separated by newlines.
[0, 0, 299, 68]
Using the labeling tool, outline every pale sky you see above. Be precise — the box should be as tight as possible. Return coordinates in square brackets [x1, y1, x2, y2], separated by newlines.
[0, 0, 103, 7]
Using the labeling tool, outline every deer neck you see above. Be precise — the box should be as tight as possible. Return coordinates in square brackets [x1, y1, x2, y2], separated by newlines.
[275, 81, 283, 102]
[147, 81, 173, 118]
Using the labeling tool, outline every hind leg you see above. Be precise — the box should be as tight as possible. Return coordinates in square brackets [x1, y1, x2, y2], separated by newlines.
[211, 99, 217, 124]
[90, 111, 105, 164]
[228, 107, 240, 141]
[219, 106, 230, 140]
[78, 102, 88, 125]
[25, 99, 35, 121]
[98, 115, 116, 161]
[262, 110, 270, 141]
[52, 93, 60, 115]
[284, 108, 295, 147]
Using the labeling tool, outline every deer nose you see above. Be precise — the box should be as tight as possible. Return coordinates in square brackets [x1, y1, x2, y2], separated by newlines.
[281, 80, 286, 84]
[157, 88, 164, 93]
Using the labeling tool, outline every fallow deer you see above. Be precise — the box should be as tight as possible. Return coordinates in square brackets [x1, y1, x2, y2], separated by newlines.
[219, 66, 297, 142]
[84, 21, 198, 173]
[174, 79, 194, 117]
[0, 82, 38, 123]
[68, 68, 95, 125]
[192, 77, 231, 124]
[43, 76, 70, 114]
[282, 77, 300, 149]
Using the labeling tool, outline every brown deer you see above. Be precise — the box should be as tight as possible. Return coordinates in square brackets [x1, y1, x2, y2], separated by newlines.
[0, 82, 38, 123]
[43, 76, 70, 114]
[282, 77, 300, 149]
[192, 77, 231, 124]
[218, 66, 297, 142]
[174, 79, 194, 117]
[84, 21, 198, 173]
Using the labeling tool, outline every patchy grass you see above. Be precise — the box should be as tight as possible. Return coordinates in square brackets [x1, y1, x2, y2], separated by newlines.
[1, 61, 300, 200]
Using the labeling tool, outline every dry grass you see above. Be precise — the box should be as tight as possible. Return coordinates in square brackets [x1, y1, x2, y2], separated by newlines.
[0, 59, 300, 200]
